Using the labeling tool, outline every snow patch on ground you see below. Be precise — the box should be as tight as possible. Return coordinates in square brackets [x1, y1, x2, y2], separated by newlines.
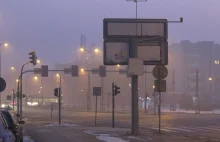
[23, 136, 34, 142]
[45, 122, 78, 127]
[128, 136, 147, 141]
[85, 130, 129, 142]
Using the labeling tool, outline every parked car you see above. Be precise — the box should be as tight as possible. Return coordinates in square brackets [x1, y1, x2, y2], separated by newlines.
[0, 109, 24, 142]
[0, 111, 16, 142]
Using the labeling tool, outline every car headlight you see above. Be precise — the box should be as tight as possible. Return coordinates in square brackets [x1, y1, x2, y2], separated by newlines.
[1, 104, 6, 108]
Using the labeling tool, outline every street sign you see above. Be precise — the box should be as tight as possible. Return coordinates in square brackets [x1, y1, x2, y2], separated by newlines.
[128, 58, 144, 76]
[0, 78, 6, 92]
[137, 41, 168, 65]
[104, 39, 129, 65]
[93, 87, 101, 96]
[103, 18, 168, 39]
[154, 80, 166, 92]
[99, 66, 106, 77]
[153, 65, 168, 80]
[6, 95, 12, 100]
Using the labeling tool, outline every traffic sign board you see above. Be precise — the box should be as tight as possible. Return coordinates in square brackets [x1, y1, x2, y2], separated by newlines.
[153, 65, 168, 80]
[93, 87, 101, 96]
[154, 80, 166, 92]
[0, 78, 6, 92]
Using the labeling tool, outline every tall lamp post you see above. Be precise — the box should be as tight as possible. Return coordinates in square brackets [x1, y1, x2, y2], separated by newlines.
[79, 47, 101, 111]
[0, 42, 8, 105]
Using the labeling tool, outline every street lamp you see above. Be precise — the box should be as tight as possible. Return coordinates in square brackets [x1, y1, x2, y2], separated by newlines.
[208, 77, 212, 81]
[94, 48, 99, 53]
[117, 64, 120, 67]
[56, 73, 60, 77]
[37, 59, 40, 64]
[80, 68, 84, 72]
[153, 85, 155, 89]
[34, 76, 38, 81]
[16, 79, 19, 82]
[80, 48, 85, 52]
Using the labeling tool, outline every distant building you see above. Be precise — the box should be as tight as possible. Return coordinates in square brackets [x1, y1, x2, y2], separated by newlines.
[168, 40, 220, 109]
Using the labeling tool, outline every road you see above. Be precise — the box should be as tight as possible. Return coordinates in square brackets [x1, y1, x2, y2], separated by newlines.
[21, 107, 220, 142]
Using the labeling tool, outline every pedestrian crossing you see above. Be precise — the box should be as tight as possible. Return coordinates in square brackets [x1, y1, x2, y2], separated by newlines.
[140, 125, 220, 133]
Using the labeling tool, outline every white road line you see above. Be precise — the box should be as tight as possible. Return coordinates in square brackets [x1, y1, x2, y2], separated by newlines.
[149, 127, 178, 132]
[181, 127, 209, 131]
[197, 127, 220, 131]
[164, 127, 194, 132]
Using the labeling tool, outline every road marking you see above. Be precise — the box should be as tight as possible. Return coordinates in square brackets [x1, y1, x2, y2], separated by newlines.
[181, 127, 209, 131]
[149, 127, 178, 132]
[164, 127, 194, 132]
[198, 127, 220, 131]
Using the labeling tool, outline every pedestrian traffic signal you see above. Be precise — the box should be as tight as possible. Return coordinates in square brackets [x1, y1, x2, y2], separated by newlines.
[29, 51, 37, 66]
[54, 88, 59, 97]
[114, 85, 120, 96]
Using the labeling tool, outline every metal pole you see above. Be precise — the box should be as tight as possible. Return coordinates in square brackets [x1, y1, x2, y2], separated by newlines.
[0, 45, 2, 106]
[131, 38, 139, 135]
[144, 66, 147, 113]
[17, 81, 20, 114]
[112, 83, 115, 128]
[13, 89, 15, 111]
[196, 68, 200, 114]
[59, 76, 61, 125]
[41, 77, 44, 105]
[20, 62, 29, 119]
[158, 69, 161, 134]
[87, 72, 91, 111]
[95, 95, 97, 126]
[100, 77, 104, 111]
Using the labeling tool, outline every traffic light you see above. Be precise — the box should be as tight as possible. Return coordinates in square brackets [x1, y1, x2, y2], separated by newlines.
[41, 65, 48, 77]
[114, 85, 120, 96]
[54, 88, 59, 97]
[99, 65, 106, 77]
[71, 65, 78, 77]
[29, 51, 37, 66]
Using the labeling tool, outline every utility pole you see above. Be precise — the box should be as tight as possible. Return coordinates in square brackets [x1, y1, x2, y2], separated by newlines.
[58, 75, 61, 125]
[144, 66, 147, 113]
[12, 89, 15, 111]
[171, 69, 175, 110]
[100, 77, 104, 111]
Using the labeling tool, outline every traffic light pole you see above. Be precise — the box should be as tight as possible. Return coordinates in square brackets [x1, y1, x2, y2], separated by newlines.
[20, 61, 30, 119]
[131, 38, 139, 135]
[12, 89, 15, 111]
[112, 82, 115, 128]
[59, 76, 61, 125]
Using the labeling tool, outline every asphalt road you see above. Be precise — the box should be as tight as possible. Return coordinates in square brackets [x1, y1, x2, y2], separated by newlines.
[21, 107, 220, 142]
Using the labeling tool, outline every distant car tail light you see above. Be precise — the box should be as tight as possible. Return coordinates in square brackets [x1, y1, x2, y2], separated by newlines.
[0, 137, 4, 142]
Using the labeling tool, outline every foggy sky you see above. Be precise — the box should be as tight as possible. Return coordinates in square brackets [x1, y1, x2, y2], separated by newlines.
[0, 0, 220, 74]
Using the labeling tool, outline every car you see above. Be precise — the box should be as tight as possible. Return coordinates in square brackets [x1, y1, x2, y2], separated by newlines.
[0, 109, 25, 142]
[0, 111, 16, 142]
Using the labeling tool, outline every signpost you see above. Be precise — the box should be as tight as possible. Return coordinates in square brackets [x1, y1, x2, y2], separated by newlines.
[103, 18, 168, 135]
[153, 65, 168, 133]
[0, 77, 6, 92]
[93, 87, 101, 126]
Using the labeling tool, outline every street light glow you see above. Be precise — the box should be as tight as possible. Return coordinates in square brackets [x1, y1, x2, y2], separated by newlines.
[153, 85, 155, 89]
[94, 48, 99, 53]
[3, 43, 8, 47]
[117, 64, 120, 67]
[215, 60, 220, 64]
[11, 66, 15, 70]
[37, 59, 40, 64]
[40, 87, 43, 89]
[80, 48, 85, 52]
[56, 73, 60, 77]
[80, 68, 84, 72]
[208, 77, 212, 81]
[16, 79, 19, 82]
[34, 76, 38, 80]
